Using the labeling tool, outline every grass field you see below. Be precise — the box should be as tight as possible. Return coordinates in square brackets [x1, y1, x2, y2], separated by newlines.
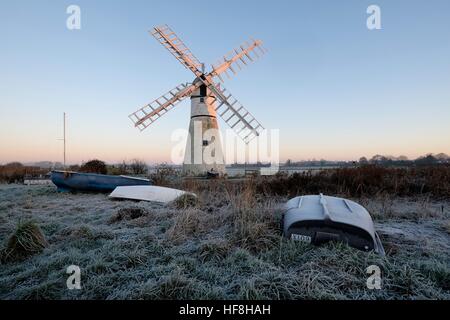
[0, 169, 449, 299]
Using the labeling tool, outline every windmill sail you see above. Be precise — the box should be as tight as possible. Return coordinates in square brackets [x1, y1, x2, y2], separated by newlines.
[210, 39, 266, 82]
[129, 83, 197, 131]
[209, 83, 264, 144]
[151, 25, 203, 76]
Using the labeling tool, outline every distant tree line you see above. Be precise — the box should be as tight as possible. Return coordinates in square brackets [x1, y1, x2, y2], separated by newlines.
[280, 153, 449, 168]
[0, 162, 49, 183]
[357, 153, 449, 167]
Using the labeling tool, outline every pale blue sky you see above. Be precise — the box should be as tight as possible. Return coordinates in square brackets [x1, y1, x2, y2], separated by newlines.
[0, 0, 449, 164]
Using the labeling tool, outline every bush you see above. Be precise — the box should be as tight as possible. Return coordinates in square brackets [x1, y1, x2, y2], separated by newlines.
[79, 160, 107, 174]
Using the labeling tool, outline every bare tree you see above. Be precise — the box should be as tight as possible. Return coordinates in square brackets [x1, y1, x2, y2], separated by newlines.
[118, 161, 129, 174]
[130, 159, 148, 175]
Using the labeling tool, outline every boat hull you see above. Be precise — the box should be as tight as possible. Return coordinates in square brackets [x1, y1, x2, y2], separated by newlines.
[282, 194, 385, 255]
[109, 185, 195, 203]
[51, 171, 151, 192]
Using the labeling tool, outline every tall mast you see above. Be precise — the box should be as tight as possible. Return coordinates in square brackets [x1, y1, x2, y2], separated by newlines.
[57, 112, 67, 170]
[63, 112, 66, 169]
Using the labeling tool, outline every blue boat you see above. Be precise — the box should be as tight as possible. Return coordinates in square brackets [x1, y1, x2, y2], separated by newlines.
[50, 170, 152, 192]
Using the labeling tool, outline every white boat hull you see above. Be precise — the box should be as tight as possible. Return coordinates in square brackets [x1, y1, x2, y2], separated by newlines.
[109, 185, 194, 203]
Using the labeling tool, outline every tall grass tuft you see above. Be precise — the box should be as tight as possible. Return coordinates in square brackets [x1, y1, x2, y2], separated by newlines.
[1, 221, 48, 263]
[166, 209, 204, 243]
[171, 193, 199, 209]
[227, 180, 280, 251]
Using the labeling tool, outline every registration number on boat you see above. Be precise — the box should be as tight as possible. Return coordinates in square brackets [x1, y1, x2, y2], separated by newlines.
[291, 233, 312, 243]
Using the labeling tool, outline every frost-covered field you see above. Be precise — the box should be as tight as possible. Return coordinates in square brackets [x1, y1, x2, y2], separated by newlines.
[0, 183, 449, 299]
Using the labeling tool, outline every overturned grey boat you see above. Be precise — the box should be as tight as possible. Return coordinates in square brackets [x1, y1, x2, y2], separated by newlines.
[282, 194, 385, 255]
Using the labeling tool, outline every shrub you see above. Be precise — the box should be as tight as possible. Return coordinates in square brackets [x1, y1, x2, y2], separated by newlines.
[79, 160, 107, 174]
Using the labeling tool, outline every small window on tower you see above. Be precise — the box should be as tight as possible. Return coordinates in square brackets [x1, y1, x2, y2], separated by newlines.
[200, 97, 204, 103]
[202, 140, 209, 146]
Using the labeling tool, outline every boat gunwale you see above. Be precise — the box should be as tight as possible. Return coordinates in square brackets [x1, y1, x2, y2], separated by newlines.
[51, 170, 150, 182]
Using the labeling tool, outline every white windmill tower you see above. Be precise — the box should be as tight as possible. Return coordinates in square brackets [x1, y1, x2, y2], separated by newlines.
[129, 24, 266, 176]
